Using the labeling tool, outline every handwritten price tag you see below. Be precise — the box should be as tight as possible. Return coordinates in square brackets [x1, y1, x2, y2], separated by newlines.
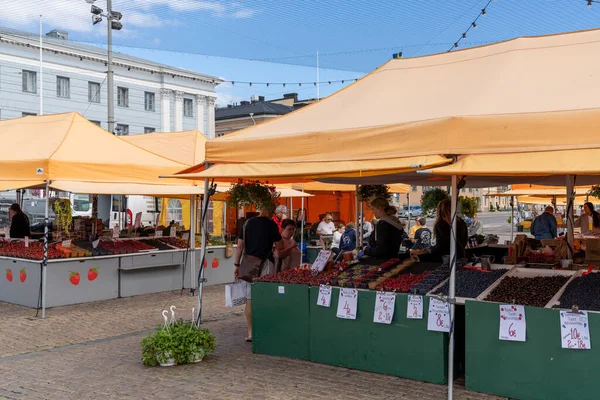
[61, 240, 71, 248]
[373, 292, 395, 324]
[317, 284, 332, 308]
[134, 212, 142, 229]
[427, 298, 450, 332]
[170, 226, 177, 238]
[92, 239, 100, 249]
[336, 288, 358, 320]
[407, 295, 423, 319]
[499, 304, 526, 342]
[311, 250, 332, 272]
[112, 226, 120, 239]
[24, 236, 29, 248]
[560, 310, 591, 350]
[155, 230, 163, 238]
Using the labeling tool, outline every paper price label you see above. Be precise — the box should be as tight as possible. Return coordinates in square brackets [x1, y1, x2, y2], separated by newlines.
[170, 226, 177, 238]
[134, 212, 142, 229]
[278, 286, 285, 295]
[182, 232, 190, 241]
[373, 292, 395, 324]
[336, 288, 358, 320]
[560, 310, 591, 350]
[427, 298, 451, 332]
[407, 295, 424, 319]
[317, 284, 332, 307]
[24, 236, 29, 248]
[92, 239, 100, 249]
[311, 250, 332, 272]
[499, 304, 526, 342]
[112, 226, 120, 239]
[155, 230, 163, 238]
[61, 240, 71, 248]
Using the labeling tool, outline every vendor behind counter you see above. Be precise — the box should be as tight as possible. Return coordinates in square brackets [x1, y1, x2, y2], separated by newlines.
[358, 197, 407, 260]
[9, 203, 30, 239]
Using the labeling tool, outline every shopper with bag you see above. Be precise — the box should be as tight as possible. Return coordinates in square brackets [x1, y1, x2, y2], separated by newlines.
[234, 205, 285, 342]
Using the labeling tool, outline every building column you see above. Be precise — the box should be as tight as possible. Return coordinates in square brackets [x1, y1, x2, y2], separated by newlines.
[207, 96, 216, 139]
[174, 91, 184, 132]
[196, 94, 207, 134]
[160, 89, 171, 132]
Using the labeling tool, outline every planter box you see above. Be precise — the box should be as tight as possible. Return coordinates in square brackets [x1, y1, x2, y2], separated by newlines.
[466, 300, 600, 400]
[252, 282, 311, 360]
[309, 288, 458, 384]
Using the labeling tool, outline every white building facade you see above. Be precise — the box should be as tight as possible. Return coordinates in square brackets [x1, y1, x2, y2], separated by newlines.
[0, 28, 220, 137]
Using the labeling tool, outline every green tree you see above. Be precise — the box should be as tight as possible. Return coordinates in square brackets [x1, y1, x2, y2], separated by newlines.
[459, 196, 478, 219]
[421, 188, 450, 216]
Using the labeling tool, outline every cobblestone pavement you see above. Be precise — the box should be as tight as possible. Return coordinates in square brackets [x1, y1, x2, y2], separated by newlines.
[0, 286, 502, 400]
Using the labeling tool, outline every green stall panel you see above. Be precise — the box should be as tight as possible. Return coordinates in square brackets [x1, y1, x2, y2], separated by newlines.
[309, 287, 454, 384]
[252, 282, 311, 360]
[466, 300, 600, 400]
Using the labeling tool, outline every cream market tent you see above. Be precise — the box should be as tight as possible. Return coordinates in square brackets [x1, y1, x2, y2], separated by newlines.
[123, 129, 206, 168]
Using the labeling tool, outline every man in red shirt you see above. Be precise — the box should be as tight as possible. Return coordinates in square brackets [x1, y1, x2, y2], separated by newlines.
[272, 205, 288, 233]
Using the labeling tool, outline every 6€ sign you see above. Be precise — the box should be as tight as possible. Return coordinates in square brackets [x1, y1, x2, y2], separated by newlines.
[499, 304, 526, 342]
[373, 292, 395, 324]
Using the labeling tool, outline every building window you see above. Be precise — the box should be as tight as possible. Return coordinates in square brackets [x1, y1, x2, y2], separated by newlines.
[184, 98, 193, 117]
[88, 82, 101, 103]
[412, 185, 418, 192]
[22, 112, 37, 117]
[144, 127, 155, 133]
[90, 120, 101, 126]
[115, 124, 129, 136]
[144, 92, 155, 111]
[22, 70, 37, 93]
[56, 76, 70, 98]
[167, 199, 183, 224]
[117, 87, 129, 107]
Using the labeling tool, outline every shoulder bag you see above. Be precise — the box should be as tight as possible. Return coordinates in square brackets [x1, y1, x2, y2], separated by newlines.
[238, 220, 269, 282]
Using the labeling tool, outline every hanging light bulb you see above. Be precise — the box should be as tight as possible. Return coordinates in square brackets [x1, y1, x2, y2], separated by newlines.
[266, 83, 269, 87]
[588, 0, 592, 7]
[454, 42, 459, 48]
[472, 22, 477, 29]
[232, 81, 235, 85]
[481, 8, 487, 15]
[283, 83, 286, 87]
[462, 33, 467, 39]
[249, 82, 252, 87]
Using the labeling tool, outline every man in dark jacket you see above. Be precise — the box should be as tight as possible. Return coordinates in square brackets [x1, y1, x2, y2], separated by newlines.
[340, 222, 357, 251]
[531, 206, 557, 240]
[9, 203, 30, 239]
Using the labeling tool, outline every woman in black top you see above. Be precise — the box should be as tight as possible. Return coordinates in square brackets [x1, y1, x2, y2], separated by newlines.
[411, 199, 468, 262]
[364, 197, 406, 259]
[9, 203, 31, 239]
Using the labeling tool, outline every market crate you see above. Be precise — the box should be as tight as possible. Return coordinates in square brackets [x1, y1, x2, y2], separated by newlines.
[465, 300, 600, 400]
[252, 282, 311, 360]
[309, 287, 459, 384]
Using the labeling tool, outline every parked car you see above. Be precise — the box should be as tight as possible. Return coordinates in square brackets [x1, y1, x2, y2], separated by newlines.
[399, 205, 423, 218]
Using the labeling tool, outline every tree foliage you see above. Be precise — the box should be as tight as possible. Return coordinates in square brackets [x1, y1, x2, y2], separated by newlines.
[421, 188, 450, 216]
[459, 196, 478, 219]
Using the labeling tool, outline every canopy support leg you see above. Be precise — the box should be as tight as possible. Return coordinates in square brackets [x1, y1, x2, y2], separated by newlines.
[447, 175, 458, 400]
[189, 194, 196, 295]
[355, 185, 359, 249]
[511, 196, 515, 242]
[41, 180, 49, 319]
[197, 179, 210, 325]
[566, 175, 575, 259]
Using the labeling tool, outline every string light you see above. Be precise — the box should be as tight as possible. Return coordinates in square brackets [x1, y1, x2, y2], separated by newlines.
[219, 77, 361, 87]
[447, 0, 493, 52]
[588, 0, 592, 7]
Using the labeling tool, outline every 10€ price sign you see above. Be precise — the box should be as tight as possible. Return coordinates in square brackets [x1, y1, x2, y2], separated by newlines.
[336, 288, 358, 320]
[373, 292, 395, 324]
[499, 304, 526, 342]
[317, 284, 332, 308]
[560, 310, 591, 350]
[427, 298, 451, 332]
[407, 295, 423, 319]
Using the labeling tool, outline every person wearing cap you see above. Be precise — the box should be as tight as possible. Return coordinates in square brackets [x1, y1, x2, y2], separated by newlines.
[272, 205, 288, 234]
[317, 213, 335, 249]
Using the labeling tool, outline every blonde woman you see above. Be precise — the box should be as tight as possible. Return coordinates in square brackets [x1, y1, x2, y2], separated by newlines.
[363, 197, 406, 259]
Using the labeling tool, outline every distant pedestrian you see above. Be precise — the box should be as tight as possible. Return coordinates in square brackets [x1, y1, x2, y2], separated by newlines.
[468, 214, 484, 237]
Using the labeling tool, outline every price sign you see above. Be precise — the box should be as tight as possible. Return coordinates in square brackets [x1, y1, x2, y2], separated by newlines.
[112, 226, 120, 239]
[134, 212, 142, 229]
[336, 288, 358, 320]
[155, 230, 163, 238]
[92, 239, 100, 249]
[499, 304, 526, 342]
[61, 240, 71, 248]
[317, 284, 332, 308]
[427, 298, 451, 332]
[182, 232, 190, 241]
[169, 226, 176, 238]
[278, 286, 285, 295]
[24, 236, 29, 248]
[311, 250, 332, 272]
[5, 228, 9, 239]
[560, 310, 591, 350]
[407, 295, 424, 319]
[373, 292, 395, 324]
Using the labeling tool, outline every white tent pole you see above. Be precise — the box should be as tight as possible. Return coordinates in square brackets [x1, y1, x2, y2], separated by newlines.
[300, 185, 305, 259]
[566, 175, 575, 259]
[290, 197, 293, 222]
[197, 179, 210, 323]
[511, 195, 515, 242]
[189, 194, 196, 294]
[407, 193, 411, 232]
[316, 50, 320, 101]
[355, 185, 359, 249]
[41, 180, 49, 319]
[447, 174, 458, 400]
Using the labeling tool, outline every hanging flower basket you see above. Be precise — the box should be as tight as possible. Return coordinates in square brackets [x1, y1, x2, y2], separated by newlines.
[227, 179, 281, 212]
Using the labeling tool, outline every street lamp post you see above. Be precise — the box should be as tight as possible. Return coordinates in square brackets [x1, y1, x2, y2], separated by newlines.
[87, 0, 123, 134]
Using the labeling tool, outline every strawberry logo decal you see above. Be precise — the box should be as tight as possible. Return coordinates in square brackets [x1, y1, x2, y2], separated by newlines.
[87, 268, 98, 282]
[203, 259, 208, 269]
[6, 269, 13, 282]
[19, 268, 27, 283]
[69, 272, 80, 286]
[212, 258, 220, 269]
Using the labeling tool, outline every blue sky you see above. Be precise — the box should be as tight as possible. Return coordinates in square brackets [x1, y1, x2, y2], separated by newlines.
[3, 0, 600, 105]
